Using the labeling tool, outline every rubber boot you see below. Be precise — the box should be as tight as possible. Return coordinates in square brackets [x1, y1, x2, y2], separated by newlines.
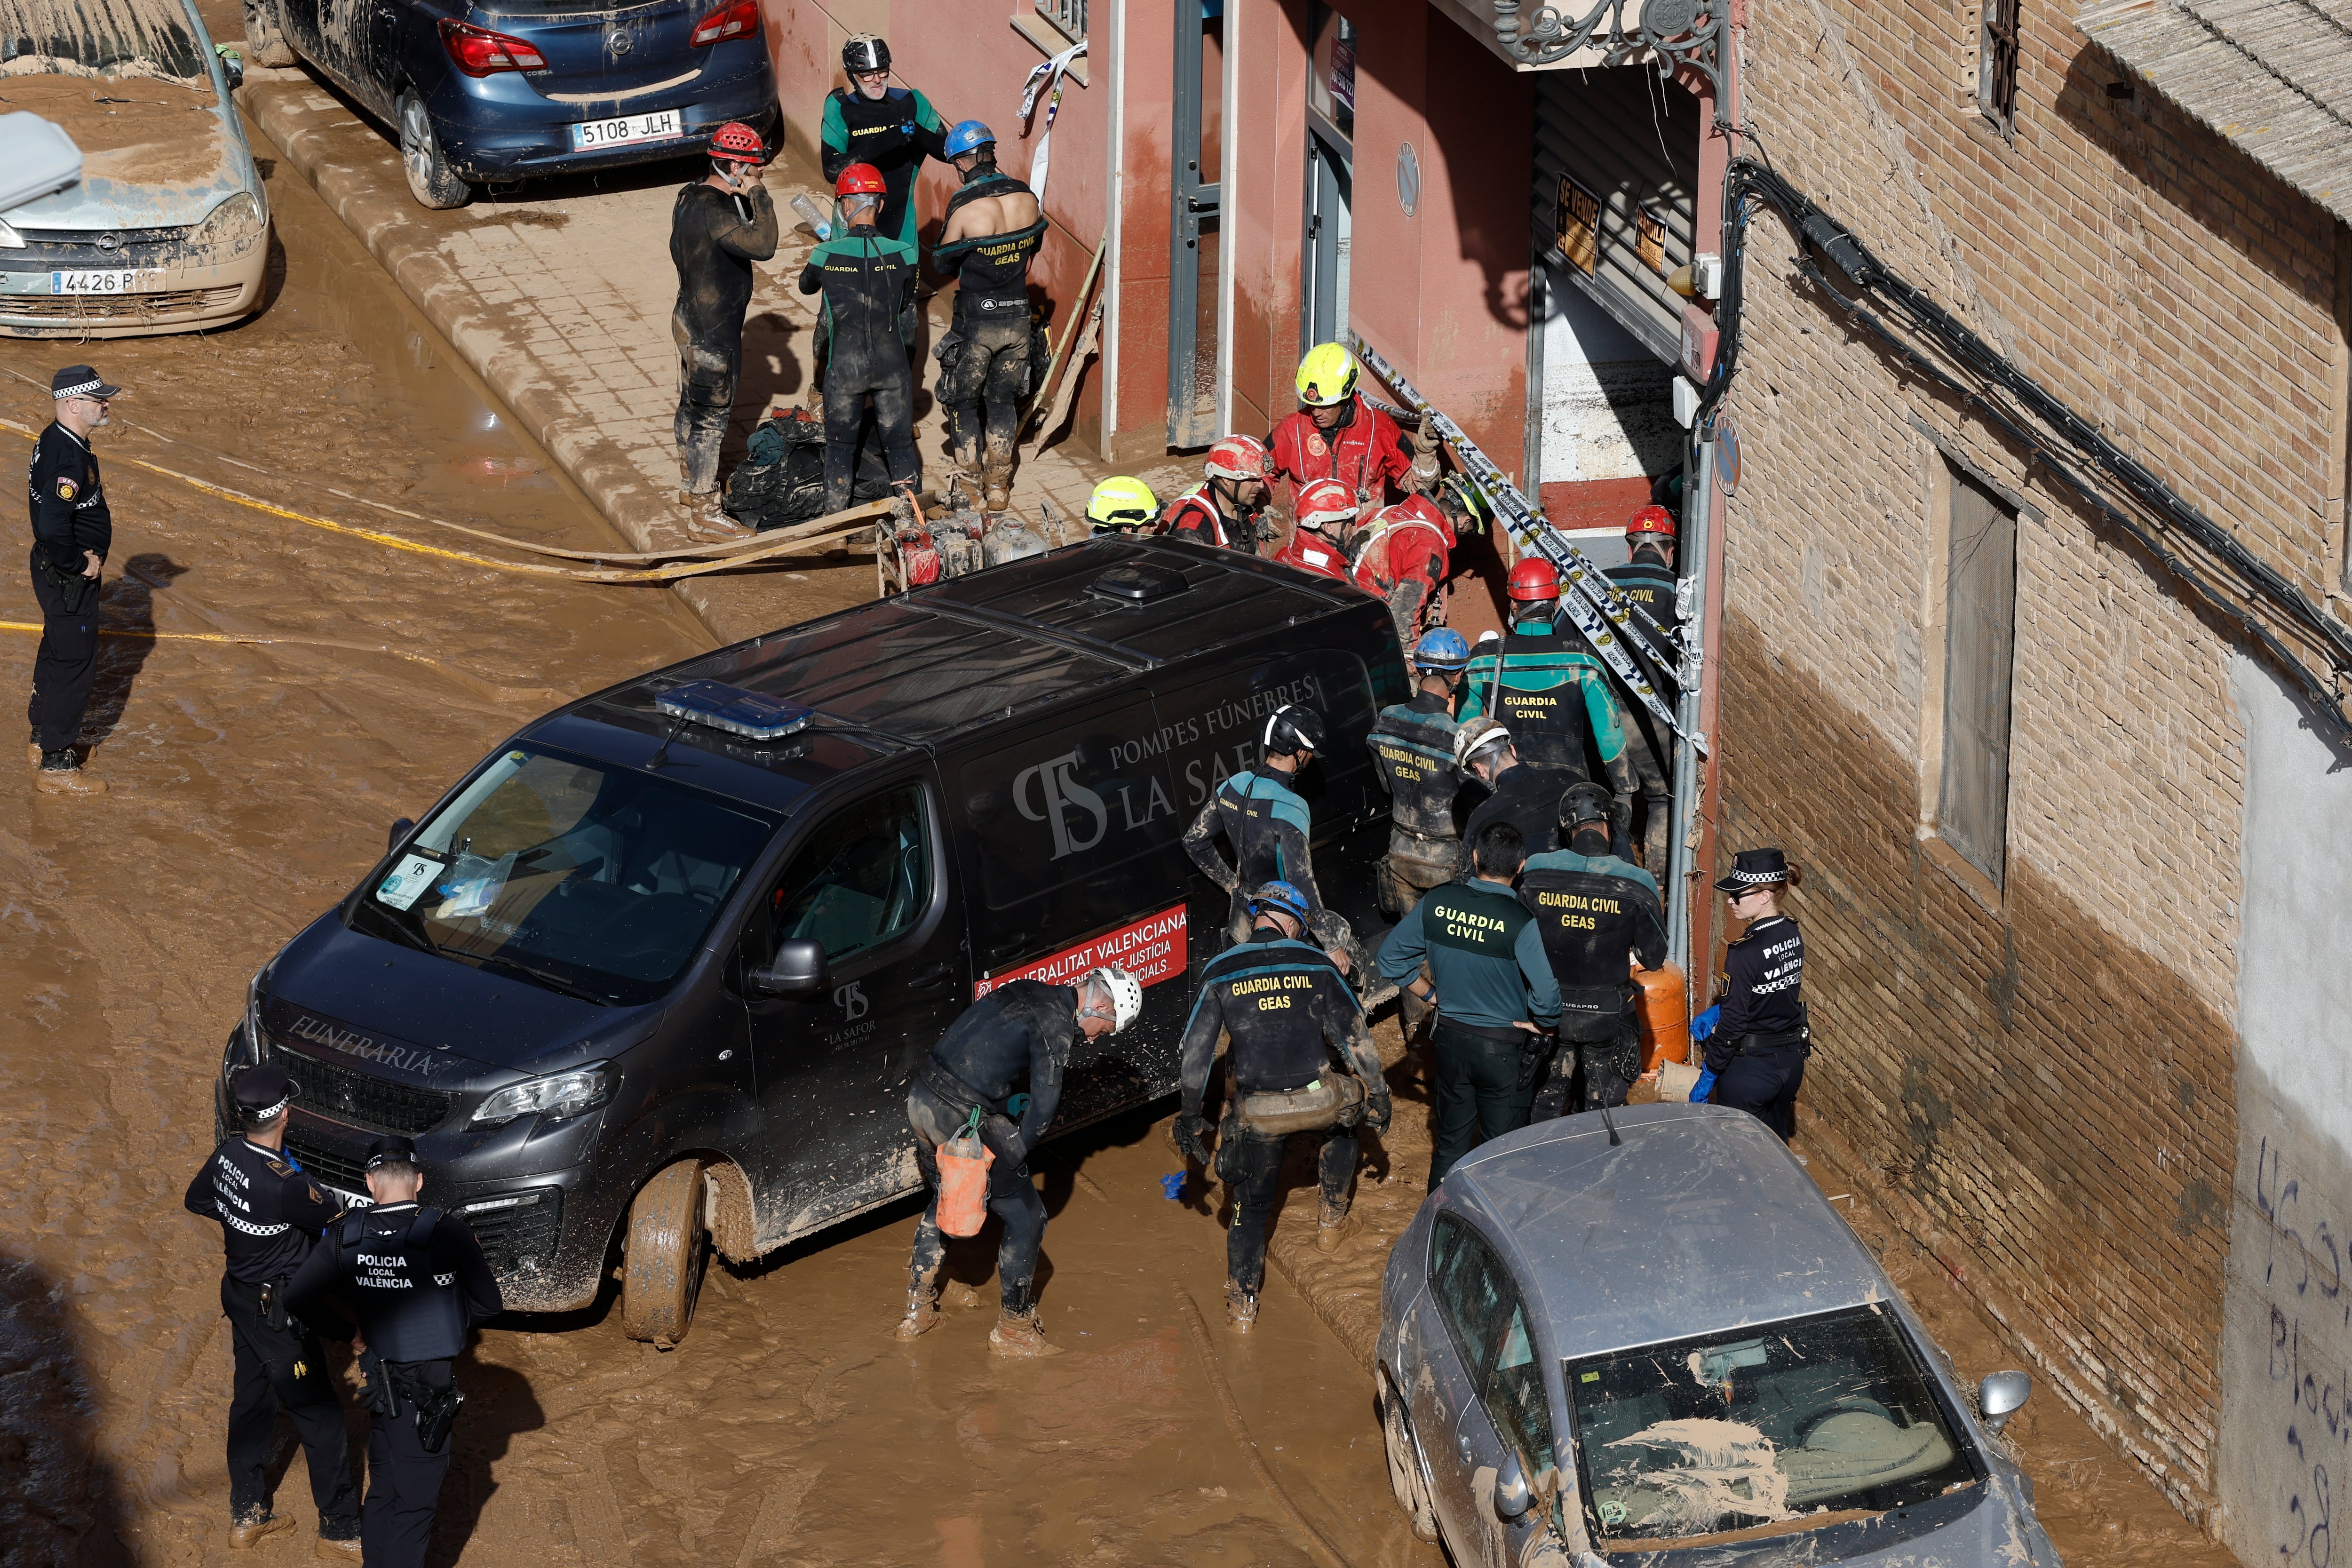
[228, 1509, 294, 1550]
[982, 436, 1014, 513]
[1225, 1281, 1259, 1333]
[36, 749, 103, 796]
[893, 1276, 942, 1340]
[988, 1288, 1063, 1358]
[1315, 1194, 1353, 1255]
[315, 1534, 362, 1561]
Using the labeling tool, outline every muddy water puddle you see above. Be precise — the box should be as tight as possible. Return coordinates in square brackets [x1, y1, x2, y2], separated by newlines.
[0, 127, 1424, 1568]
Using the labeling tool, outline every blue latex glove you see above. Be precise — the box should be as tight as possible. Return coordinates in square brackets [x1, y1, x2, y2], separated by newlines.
[1690, 1067, 1718, 1104]
[1689, 1004, 1721, 1042]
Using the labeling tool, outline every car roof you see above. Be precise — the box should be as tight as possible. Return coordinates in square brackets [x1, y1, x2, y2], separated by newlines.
[1446, 1103, 1886, 1362]
[565, 537, 1363, 758]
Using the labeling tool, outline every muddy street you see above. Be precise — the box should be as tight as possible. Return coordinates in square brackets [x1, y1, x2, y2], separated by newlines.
[0, 117, 1430, 1568]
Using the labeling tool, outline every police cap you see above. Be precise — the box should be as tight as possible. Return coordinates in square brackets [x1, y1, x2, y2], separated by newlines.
[366, 1135, 419, 1170]
[231, 1061, 297, 1117]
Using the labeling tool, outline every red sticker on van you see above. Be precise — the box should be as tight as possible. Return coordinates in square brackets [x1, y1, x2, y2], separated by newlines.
[973, 905, 1189, 1000]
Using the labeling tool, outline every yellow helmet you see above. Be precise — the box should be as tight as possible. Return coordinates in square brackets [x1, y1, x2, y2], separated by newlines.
[1086, 475, 1160, 533]
[1295, 342, 1359, 407]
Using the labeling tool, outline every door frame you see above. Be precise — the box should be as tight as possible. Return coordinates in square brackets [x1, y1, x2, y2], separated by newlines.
[1168, 0, 1223, 447]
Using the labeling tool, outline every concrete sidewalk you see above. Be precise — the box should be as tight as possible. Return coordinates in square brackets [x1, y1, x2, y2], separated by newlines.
[237, 69, 1195, 644]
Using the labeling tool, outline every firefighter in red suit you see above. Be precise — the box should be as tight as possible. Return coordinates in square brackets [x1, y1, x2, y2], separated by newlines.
[1268, 342, 1413, 508]
[1348, 493, 1456, 648]
[1161, 434, 1274, 555]
[1275, 479, 1358, 581]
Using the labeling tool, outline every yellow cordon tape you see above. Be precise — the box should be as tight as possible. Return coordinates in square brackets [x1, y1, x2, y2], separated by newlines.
[0, 620, 559, 706]
[0, 417, 890, 584]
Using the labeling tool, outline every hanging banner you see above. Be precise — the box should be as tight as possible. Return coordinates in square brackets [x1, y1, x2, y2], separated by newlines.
[1018, 40, 1087, 209]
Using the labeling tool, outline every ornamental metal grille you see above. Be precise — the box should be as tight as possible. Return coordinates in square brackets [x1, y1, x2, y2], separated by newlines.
[1037, 0, 1086, 40]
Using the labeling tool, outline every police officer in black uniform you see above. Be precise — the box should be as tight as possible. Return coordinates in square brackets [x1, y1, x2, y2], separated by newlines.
[1693, 848, 1811, 1139]
[27, 364, 118, 794]
[1183, 703, 1357, 969]
[1455, 718, 1579, 859]
[1519, 783, 1668, 1114]
[1172, 882, 1391, 1330]
[180, 1062, 362, 1554]
[1607, 504, 1682, 871]
[287, 1136, 501, 1568]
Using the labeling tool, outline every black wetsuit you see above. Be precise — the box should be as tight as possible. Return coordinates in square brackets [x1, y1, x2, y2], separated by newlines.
[183, 1138, 359, 1538]
[798, 224, 921, 511]
[1461, 761, 1579, 859]
[26, 420, 109, 753]
[1607, 552, 1681, 870]
[1178, 931, 1386, 1296]
[668, 179, 779, 496]
[289, 1204, 501, 1568]
[1706, 914, 1810, 1140]
[934, 169, 1046, 473]
[1183, 763, 1351, 959]
[902, 979, 1076, 1313]
[1518, 844, 1667, 1113]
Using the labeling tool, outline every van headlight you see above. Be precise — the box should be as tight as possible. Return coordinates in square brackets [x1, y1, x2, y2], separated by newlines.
[472, 1062, 612, 1125]
[192, 191, 265, 250]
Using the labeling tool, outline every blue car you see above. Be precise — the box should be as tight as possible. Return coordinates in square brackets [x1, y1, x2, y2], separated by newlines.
[243, 0, 778, 208]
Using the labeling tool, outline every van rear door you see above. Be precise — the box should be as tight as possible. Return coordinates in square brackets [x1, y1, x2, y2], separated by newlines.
[733, 766, 966, 1243]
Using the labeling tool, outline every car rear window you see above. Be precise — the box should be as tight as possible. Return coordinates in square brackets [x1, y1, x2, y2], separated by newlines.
[0, 0, 206, 82]
[1566, 1303, 1976, 1546]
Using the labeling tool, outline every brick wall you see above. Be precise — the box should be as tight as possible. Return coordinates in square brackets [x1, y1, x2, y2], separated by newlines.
[1710, 0, 2347, 1521]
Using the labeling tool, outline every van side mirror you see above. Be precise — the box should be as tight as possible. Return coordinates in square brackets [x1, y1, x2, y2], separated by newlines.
[748, 938, 829, 998]
[1494, 1450, 1532, 1520]
[388, 817, 414, 853]
[1979, 1369, 2031, 1433]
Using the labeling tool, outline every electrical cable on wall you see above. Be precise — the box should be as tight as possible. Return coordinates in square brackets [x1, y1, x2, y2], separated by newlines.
[1701, 154, 2352, 735]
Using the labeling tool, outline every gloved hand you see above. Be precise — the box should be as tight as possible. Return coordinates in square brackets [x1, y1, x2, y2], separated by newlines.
[1172, 1113, 1213, 1168]
[1364, 1094, 1393, 1134]
[1689, 1067, 1718, 1104]
[1689, 1004, 1721, 1042]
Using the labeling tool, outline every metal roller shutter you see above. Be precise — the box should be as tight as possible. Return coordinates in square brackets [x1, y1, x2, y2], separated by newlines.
[1531, 67, 1700, 367]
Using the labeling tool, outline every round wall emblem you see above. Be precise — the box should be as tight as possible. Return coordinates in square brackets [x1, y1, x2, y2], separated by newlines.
[1396, 141, 1421, 217]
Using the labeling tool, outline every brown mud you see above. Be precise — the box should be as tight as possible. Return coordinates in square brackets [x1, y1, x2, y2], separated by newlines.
[0, 118, 1432, 1567]
[0, 77, 224, 183]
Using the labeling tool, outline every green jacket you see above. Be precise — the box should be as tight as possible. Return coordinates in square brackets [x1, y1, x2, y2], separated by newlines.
[1461, 620, 1636, 795]
[1377, 877, 1561, 1031]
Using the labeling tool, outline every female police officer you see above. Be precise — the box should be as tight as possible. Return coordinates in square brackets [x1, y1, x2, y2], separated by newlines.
[1692, 847, 1810, 1139]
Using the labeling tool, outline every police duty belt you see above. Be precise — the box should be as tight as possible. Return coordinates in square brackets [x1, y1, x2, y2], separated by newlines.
[1349, 337, 1702, 753]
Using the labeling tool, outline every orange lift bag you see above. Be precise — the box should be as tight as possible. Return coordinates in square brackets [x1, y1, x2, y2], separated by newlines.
[936, 1108, 996, 1238]
[1634, 963, 1692, 1071]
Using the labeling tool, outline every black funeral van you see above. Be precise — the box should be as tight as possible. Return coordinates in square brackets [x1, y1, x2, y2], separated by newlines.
[218, 538, 1409, 1343]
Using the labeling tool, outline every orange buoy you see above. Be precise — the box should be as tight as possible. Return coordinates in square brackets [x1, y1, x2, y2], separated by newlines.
[937, 1117, 995, 1238]
[1633, 963, 1692, 1072]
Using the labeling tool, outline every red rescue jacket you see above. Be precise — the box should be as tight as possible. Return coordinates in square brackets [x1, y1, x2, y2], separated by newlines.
[1274, 525, 1351, 581]
[1349, 507, 1456, 598]
[1161, 487, 1249, 552]
[1268, 398, 1412, 506]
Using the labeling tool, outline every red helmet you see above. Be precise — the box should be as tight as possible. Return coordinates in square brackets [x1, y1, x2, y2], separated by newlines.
[835, 162, 887, 197]
[1295, 478, 1359, 532]
[1204, 434, 1271, 483]
[1507, 556, 1561, 602]
[1626, 503, 1677, 539]
[709, 121, 765, 164]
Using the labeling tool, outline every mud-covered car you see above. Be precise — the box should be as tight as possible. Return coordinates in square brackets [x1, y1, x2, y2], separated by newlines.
[217, 540, 1405, 1344]
[1376, 1105, 2059, 1568]
[0, 0, 268, 336]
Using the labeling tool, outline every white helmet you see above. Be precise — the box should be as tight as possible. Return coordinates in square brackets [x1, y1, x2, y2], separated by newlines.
[1453, 716, 1511, 770]
[1081, 964, 1143, 1033]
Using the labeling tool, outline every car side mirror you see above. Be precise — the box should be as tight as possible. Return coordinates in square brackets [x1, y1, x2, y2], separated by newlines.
[747, 938, 829, 999]
[217, 47, 244, 90]
[1494, 1450, 1532, 1520]
[388, 817, 414, 853]
[1979, 1369, 2031, 1433]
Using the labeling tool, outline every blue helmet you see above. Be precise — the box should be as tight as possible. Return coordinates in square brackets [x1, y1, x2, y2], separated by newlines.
[944, 120, 995, 158]
[1412, 628, 1471, 672]
[1248, 881, 1312, 925]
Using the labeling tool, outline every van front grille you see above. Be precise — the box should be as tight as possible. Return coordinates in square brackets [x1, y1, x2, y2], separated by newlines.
[284, 1129, 371, 1196]
[270, 1043, 454, 1135]
[0, 286, 242, 319]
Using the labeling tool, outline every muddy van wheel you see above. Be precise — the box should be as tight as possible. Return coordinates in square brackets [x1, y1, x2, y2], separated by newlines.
[398, 92, 472, 210]
[242, 0, 294, 67]
[620, 1160, 708, 1347]
[1381, 1371, 1440, 1542]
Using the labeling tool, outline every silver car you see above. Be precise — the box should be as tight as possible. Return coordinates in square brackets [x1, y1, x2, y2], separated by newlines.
[1375, 1105, 2060, 1567]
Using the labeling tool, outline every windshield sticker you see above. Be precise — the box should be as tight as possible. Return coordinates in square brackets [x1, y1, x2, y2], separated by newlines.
[434, 850, 516, 921]
[975, 904, 1187, 999]
[375, 852, 445, 911]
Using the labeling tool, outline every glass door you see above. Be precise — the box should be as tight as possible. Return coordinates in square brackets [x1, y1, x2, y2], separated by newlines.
[1168, 0, 1226, 447]
[1303, 6, 1355, 351]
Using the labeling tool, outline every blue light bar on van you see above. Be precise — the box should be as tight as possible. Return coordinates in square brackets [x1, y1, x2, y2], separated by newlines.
[654, 680, 815, 741]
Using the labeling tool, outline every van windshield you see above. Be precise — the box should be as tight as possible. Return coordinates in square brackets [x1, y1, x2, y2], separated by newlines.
[351, 746, 778, 1005]
[1567, 1304, 1975, 1546]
